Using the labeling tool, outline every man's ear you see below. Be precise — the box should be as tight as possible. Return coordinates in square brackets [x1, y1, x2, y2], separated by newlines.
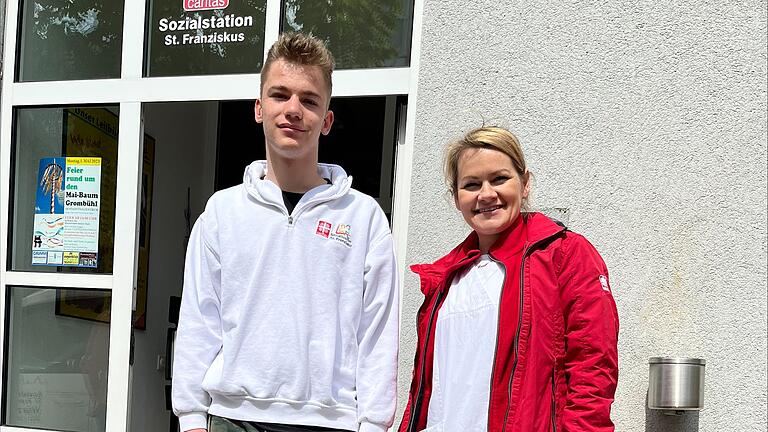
[321, 110, 334, 135]
[254, 99, 263, 123]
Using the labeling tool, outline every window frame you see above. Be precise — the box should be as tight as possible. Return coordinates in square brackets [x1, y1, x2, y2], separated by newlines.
[0, 0, 424, 430]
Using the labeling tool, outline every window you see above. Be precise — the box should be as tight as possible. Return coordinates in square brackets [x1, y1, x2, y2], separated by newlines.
[9, 106, 119, 273]
[3, 286, 111, 431]
[282, 0, 414, 69]
[16, 0, 124, 82]
[145, 0, 268, 77]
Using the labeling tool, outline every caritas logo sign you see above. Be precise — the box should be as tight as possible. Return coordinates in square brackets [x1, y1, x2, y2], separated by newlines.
[184, 0, 229, 11]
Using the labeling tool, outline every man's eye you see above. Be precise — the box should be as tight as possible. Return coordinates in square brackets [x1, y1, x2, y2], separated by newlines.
[271, 93, 288, 100]
[303, 99, 319, 106]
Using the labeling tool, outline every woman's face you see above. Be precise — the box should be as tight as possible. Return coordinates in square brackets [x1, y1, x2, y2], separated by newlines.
[455, 147, 529, 250]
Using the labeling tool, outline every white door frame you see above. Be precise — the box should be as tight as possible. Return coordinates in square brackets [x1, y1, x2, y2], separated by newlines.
[0, 0, 423, 430]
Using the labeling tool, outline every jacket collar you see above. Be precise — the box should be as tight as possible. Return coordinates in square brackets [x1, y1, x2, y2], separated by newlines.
[411, 212, 565, 294]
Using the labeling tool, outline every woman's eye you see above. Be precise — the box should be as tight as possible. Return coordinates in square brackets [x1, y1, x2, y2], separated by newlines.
[462, 182, 480, 190]
[492, 176, 510, 185]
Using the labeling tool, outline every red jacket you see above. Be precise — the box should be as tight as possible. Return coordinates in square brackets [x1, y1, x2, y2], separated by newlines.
[399, 213, 619, 432]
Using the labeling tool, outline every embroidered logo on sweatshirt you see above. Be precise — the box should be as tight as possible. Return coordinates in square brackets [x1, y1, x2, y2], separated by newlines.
[316, 220, 332, 238]
[599, 275, 610, 292]
[331, 224, 352, 246]
[315, 220, 352, 247]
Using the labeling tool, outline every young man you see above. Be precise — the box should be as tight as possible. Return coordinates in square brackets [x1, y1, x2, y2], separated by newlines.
[172, 33, 399, 432]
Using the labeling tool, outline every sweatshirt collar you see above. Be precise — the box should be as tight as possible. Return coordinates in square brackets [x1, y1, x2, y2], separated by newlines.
[243, 160, 352, 208]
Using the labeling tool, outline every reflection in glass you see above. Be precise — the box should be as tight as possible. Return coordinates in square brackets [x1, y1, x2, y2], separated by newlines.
[216, 96, 403, 219]
[10, 106, 119, 273]
[4, 287, 110, 432]
[17, 0, 124, 81]
[282, 0, 413, 69]
[145, 0, 267, 77]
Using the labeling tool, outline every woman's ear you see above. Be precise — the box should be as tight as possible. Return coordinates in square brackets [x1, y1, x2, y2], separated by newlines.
[522, 170, 532, 199]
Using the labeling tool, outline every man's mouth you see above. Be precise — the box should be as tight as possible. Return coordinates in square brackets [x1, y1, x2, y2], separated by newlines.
[278, 123, 306, 132]
[475, 205, 503, 214]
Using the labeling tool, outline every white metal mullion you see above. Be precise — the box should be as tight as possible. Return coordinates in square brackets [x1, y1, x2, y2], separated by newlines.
[10, 69, 411, 105]
[263, 0, 282, 63]
[391, 0, 424, 276]
[0, 0, 22, 424]
[0, 0, 22, 272]
[104, 102, 143, 432]
[378, 96, 397, 213]
[3, 272, 112, 289]
[1, 426, 62, 432]
[121, 0, 148, 78]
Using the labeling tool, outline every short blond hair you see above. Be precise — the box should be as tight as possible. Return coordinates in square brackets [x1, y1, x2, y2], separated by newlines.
[444, 126, 530, 206]
[261, 32, 335, 97]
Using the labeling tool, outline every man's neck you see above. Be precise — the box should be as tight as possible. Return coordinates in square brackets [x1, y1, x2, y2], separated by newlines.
[265, 156, 326, 193]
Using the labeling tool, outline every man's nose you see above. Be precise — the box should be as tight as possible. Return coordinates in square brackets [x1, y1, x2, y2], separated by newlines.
[284, 95, 302, 119]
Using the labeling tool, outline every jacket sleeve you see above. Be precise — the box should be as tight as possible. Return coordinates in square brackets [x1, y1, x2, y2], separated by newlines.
[558, 234, 619, 432]
[356, 223, 400, 432]
[172, 213, 223, 432]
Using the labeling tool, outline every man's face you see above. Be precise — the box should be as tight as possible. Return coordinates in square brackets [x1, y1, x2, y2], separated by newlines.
[255, 59, 334, 162]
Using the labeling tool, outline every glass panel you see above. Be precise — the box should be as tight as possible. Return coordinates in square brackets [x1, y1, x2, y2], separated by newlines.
[282, 0, 413, 69]
[4, 286, 110, 431]
[16, 0, 124, 82]
[145, 0, 267, 77]
[9, 106, 119, 273]
[216, 96, 402, 217]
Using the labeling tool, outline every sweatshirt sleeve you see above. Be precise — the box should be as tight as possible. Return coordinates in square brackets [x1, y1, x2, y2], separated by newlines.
[172, 213, 223, 432]
[356, 225, 400, 432]
[558, 234, 619, 432]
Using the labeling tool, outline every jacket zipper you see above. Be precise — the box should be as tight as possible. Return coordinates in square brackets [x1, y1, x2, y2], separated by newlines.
[286, 197, 328, 228]
[500, 231, 562, 431]
[486, 254, 507, 432]
[551, 367, 557, 432]
[406, 289, 445, 432]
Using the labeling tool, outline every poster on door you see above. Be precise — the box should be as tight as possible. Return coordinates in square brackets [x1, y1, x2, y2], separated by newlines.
[32, 157, 102, 268]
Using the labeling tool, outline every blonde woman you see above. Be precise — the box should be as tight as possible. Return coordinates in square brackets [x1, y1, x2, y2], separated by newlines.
[399, 127, 619, 432]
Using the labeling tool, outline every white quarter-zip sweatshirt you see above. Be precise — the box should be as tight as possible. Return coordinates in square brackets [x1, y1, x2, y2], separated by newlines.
[172, 161, 399, 432]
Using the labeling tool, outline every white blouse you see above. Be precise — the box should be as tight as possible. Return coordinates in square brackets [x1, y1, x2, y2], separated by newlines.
[424, 254, 505, 432]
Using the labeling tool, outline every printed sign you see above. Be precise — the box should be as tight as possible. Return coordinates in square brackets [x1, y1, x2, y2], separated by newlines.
[32, 157, 102, 268]
[158, 0, 253, 47]
[184, 0, 230, 11]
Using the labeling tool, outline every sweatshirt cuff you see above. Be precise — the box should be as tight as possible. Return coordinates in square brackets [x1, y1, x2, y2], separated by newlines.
[358, 422, 388, 432]
[178, 412, 208, 431]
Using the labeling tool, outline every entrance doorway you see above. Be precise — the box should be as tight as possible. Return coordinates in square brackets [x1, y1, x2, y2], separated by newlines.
[129, 97, 403, 431]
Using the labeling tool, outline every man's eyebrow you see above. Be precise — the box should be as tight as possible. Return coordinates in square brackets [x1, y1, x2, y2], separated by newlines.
[266, 85, 322, 99]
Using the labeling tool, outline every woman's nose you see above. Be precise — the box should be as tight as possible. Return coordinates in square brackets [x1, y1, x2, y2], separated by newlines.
[478, 182, 496, 200]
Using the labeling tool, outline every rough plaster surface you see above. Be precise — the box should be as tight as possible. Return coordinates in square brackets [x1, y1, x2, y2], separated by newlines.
[399, 1, 768, 431]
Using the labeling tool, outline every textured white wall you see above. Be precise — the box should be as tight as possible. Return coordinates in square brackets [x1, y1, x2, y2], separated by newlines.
[399, 1, 767, 431]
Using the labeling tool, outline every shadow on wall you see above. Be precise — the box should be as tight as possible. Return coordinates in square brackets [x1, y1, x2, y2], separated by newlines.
[645, 405, 700, 432]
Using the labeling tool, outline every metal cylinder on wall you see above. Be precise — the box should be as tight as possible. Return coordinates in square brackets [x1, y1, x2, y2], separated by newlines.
[648, 357, 706, 416]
